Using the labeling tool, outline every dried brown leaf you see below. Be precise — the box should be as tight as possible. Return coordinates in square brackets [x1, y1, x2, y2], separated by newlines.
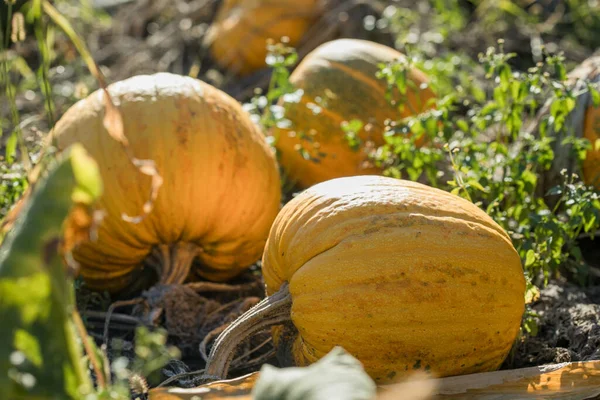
[102, 91, 129, 146]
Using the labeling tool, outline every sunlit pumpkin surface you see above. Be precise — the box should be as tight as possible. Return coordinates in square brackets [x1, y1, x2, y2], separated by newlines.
[583, 104, 600, 189]
[207, 0, 321, 76]
[49, 73, 281, 292]
[262, 175, 525, 384]
[271, 39, 437, 189]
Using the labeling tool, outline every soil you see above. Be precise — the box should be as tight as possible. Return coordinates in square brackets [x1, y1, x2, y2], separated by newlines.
[505, 236, 600, 370]
[508, 279, 600, 369]
[2, 0, 600, 394]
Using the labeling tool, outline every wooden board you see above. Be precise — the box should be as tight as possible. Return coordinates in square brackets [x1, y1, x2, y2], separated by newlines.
[149, 372, 259, 400]
[380, 360, 600, 400]
[149, 361, 600, 400]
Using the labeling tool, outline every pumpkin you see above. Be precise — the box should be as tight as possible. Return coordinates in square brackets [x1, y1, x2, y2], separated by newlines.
[204, 175, 526, 384]
[534, 53, 600, 195]
[582, 91, 600, 189]
[563, 53, 600, 189]
[270, 38, 436, 189]
[46, 72, 281, 293]
[205, 0, 322, 76]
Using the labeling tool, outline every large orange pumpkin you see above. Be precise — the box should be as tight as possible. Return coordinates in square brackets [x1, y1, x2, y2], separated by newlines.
[205, 0, 322, 76]
[46, 73, 281, 293]
[205, 175, 526, 384]
[270, 39, 436, 189]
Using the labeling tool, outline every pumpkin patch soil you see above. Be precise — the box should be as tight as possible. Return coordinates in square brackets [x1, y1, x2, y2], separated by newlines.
[506, 238, 600, 370]
[507, 279, 600, 369]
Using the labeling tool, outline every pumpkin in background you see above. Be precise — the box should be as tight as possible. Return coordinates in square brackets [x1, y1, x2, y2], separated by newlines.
[205, 0, 322, 76]
[583, 90, 600, 190]
[45, 72, 281, 293]
[270, 39, 436, 189]
[560, 53, 600, 189]
[205, 175, 526, 384]
[534, 53, 600, 195]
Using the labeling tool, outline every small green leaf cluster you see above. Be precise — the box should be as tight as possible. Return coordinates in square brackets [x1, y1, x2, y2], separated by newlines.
[243, 40, 300, 135]
[0, 163, 27, 220]
[372, 43, 600, 290]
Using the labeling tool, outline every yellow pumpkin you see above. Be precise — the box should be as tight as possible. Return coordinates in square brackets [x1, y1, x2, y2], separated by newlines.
[270, 38, 436, 189]
[47, 73, 281, 293]
[205, 0, 321, 76]
[205, 175, 525, 384]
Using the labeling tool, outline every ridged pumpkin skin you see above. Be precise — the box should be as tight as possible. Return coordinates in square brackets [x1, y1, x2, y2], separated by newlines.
[583, 100, 600, 189]
[206, 0, 321, 76]
[262, 175, 525, 383]
[49, 73, 281, 292]
[271, 39, 436, 189]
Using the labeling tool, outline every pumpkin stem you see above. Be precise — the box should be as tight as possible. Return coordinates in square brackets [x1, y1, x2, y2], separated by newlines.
[204, 282, 292, 380]
[148, 242, 199, 285]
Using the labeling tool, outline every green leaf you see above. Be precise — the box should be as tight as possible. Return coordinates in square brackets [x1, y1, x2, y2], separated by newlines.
[555, 63, 567, 82]
[0, 144, 101, 399]
[480, 102, 499, 116]
[395, 70, 408, 95]
[525, 249, 536, 267]
[456, 119, 469, 132]
[584, 214, 597, 232]
[341, 119, 364, 133]
[252, 347, 376, 400]
[5, 132, 18, 164]
[493, 86, 507, 107]
[497, 64, 512, 91]
[570, 246, 583, 262]
[590, 86, 600, 107]
[11, 56, 35, 79]
[524, 316, 539, 336]
[467, 180, 487, 193]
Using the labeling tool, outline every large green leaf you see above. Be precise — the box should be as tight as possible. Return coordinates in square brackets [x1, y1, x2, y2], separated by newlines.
[252, 347, 377, 400]
[0, 144, 102, 399]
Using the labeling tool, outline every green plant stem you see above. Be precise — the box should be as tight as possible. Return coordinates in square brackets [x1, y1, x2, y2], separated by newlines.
[73, 310, 107, 390]
[3, 3, 12, 49]
[34, 21, 55, 129]
[42, 0, 106, 87]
